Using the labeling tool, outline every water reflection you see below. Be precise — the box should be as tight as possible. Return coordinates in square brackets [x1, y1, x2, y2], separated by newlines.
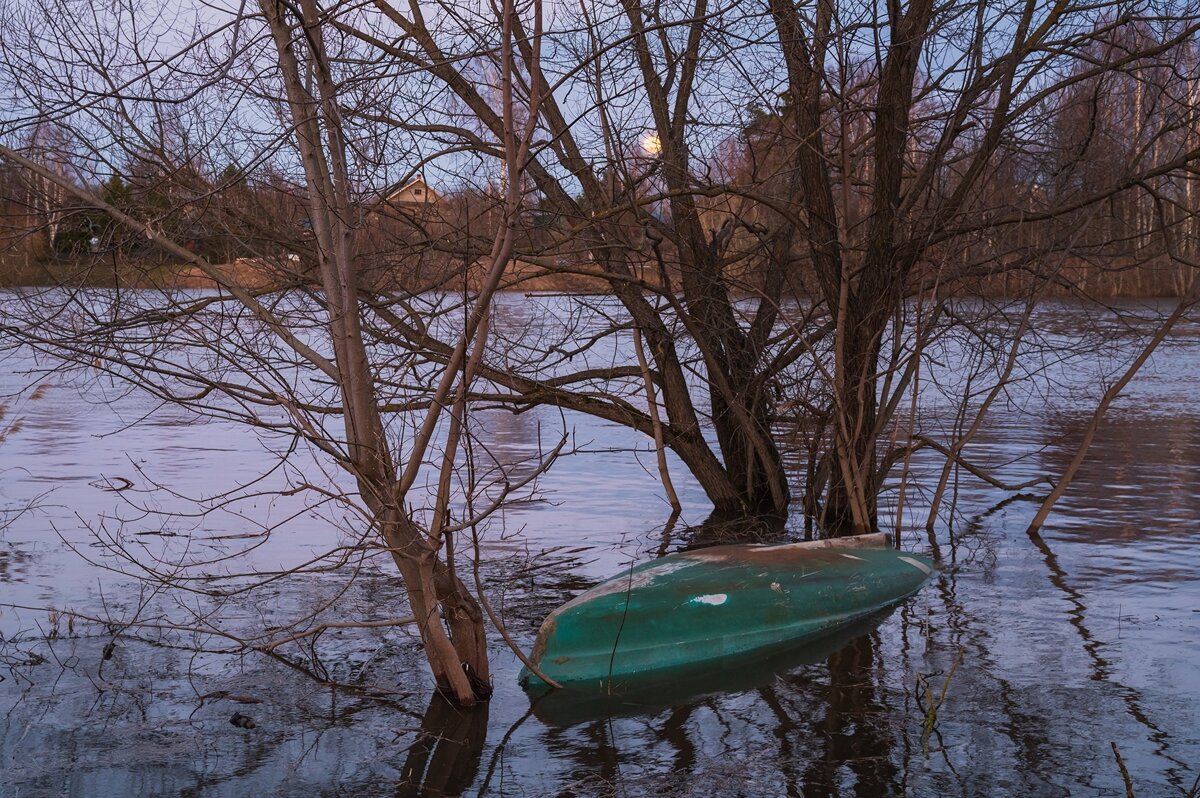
[0, 543, 32, 582]
[2, 299, 1199, 795]
[396, 694, 489, 797]
[795, 635, 900, 797]
[672, 510, 788, 551]
[1024, 526, 1194, 790]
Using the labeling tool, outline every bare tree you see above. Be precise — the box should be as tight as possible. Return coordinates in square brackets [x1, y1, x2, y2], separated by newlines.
[2, 0, 1199, 667]
[0, 0, 559, 705]
[286, 0, 1200, 535]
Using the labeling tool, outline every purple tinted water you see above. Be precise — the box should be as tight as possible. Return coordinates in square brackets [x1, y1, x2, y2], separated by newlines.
[0, 295, 1197, 796]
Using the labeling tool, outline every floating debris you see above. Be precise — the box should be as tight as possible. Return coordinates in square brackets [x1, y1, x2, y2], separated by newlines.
[229, 712, 256, 730]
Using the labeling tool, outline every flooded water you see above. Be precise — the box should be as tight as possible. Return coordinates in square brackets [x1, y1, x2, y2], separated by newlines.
[1, 294, 1198, 797]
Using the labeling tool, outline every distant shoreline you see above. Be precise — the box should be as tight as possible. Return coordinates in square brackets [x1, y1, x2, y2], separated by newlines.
[2, 253, 1194, 300]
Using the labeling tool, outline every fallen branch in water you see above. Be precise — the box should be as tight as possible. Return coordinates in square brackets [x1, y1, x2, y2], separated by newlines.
[90, 476, 134, 492]
[258, 617, 417, 652]
[909, 437, 1052, 493]
[1028, 275, 1200, 534]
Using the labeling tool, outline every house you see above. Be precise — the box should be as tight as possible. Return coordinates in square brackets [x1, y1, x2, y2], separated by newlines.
[361, 175, 443, 227]
[382, 176, 441, 208]
[354, 176, 454, 289]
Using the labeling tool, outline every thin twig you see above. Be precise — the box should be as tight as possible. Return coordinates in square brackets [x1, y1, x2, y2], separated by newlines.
[1110, 741, 1135, 798]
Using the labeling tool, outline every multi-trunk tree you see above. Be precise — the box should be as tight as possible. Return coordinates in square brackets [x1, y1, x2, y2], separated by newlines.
[2, 0, 1200, 703]
[338, 0, 1200, 534]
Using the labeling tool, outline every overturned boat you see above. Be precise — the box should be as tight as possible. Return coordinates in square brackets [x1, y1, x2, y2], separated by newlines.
[520, 533, 933, 691]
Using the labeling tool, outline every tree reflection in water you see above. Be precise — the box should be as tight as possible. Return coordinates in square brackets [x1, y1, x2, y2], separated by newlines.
[396, 693, 489, 797]
[4, 319, 1200, 795]
[798, 635, 900, 797]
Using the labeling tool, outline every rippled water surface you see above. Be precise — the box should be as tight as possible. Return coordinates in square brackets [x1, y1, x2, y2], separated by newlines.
[1, 296, 1198, 797]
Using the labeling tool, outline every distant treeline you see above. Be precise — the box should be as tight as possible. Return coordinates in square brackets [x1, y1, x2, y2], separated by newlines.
[2, 19, 1199, 298]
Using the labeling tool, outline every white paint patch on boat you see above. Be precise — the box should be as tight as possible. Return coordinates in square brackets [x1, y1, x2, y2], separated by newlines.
[691, 593, 728, 606]
[898, 556, 932, 575]
[840, 553, 865, 561]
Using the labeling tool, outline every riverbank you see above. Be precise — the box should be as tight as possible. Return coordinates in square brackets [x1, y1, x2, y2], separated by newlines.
[2, 251, 1196, 298]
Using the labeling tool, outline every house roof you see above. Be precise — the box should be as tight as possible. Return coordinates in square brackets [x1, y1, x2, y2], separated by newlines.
[382, 176, 440, 205]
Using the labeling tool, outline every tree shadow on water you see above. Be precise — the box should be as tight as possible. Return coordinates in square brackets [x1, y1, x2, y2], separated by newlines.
[395, 692, 489, 797]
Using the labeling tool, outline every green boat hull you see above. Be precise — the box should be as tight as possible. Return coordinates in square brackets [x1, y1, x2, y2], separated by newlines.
[520, 533, 933, 690]
[527, 609, 902, 725]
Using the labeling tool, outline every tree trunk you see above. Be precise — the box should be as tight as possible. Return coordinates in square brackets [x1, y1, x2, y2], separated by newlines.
[382, 514, 492, 704]
[261, 0, 493, 706]
[708, 376, 789, 516]
[823, 307, 884, 536]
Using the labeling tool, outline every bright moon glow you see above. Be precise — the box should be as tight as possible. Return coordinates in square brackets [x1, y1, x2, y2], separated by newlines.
[640, 132, 662, 155]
